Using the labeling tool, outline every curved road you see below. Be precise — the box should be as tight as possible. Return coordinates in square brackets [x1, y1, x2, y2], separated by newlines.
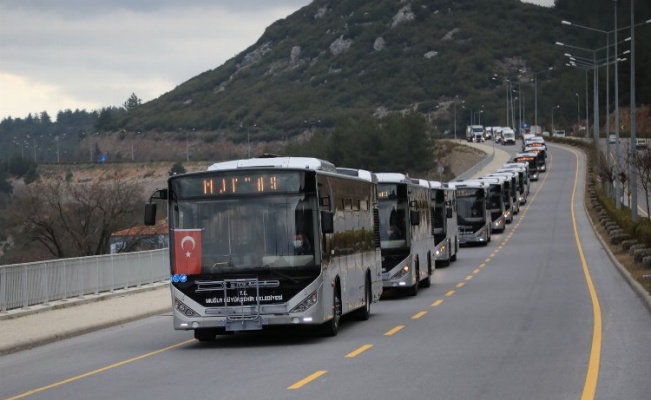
[1, 143, 650, 400]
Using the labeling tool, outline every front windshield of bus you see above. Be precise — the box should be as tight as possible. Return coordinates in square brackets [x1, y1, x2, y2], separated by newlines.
[378, 200, 408, 249]
[456, 189, 485, 222]
[170, 195, 318, 273]
[487, 186, 503, 212]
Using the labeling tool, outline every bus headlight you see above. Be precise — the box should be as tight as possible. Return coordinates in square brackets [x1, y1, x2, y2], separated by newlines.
[175, 298, 200, 317]
[290, 291, 318, 313]
[392, 265, 410, 280]
[435, 244, 446, 256]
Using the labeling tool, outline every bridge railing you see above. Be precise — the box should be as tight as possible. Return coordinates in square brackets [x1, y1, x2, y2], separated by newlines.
[0, 249, 169, 313]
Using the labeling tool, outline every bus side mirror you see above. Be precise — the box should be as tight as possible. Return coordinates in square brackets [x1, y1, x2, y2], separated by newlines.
[144, 203, 157, 226]
[446, 207, 453, 219]
[321, 211, 334, 234]
[410, 210, 420, 226]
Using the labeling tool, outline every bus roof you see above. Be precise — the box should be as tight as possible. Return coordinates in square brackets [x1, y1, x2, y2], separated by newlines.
[428, 180, 445, 189]
[207, 157, 337, 173]
[449, 180, 488, 189]
[335, 167, 377, 183]
[376, 173, 429, 189]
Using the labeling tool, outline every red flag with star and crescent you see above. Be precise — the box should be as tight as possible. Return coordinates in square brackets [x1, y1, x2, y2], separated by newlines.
[173, 229, 202, 275]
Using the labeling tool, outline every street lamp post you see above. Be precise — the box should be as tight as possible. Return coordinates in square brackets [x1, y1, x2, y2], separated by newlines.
[630, 0, 638, 220]
[575, 93, 580, 134]
[551, 105, 560, 132]
[562, 15, 651, 212]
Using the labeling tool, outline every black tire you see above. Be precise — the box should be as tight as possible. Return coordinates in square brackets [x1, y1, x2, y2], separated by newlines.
[407, 267, 419, 296]
[353, 277, 371, 321]
[320, 288, 341, 336]
[421, 256, 432, 287]
[194, 328, 217, 342]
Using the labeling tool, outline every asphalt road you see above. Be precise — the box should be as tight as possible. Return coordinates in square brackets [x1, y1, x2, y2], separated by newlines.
[1, 143, 650, 400]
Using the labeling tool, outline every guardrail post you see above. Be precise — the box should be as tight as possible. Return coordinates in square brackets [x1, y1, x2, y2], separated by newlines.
[95, 257, 100, 295]
[0, 267, 6, 313]
[62, 260, 68, 301]
[21, 266, 29, 310]
[78, 258, 85, 299]
[110, 254, 115, 293]
[43, 263, 49, 305]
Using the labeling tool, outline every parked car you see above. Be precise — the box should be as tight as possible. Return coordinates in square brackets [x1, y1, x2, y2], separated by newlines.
[552, 130, 565, 138]
[635, 138, 648, 149]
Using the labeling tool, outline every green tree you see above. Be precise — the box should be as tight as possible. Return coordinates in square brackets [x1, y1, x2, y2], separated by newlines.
[169, 161, 186, 176]
[123, 93, 142, 112]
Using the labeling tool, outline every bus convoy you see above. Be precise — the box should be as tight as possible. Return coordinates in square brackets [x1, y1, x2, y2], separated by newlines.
[144, 135, 548, 340]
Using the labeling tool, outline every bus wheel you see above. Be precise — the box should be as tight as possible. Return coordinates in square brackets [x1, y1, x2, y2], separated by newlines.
[194, 329, 217, 342]
[320, 289, 341, 336]
[407, 268, 419, 296]
[450, 239, 458, 262]
[354, 277, 371, 321]
[420, 262, 432, 287]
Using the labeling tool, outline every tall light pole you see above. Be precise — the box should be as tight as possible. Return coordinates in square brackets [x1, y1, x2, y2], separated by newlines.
[551, 105, 559, 132]
[585, 69, 590, 137]
[630, 0, 637, 220]
[614, 0, 622, 209]
[575, 93, 581, 134]
[531, 67, 553, 130]
[562, 13, 651, 212]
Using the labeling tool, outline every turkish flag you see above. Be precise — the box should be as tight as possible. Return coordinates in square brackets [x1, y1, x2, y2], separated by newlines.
[173, 229, 203, 275]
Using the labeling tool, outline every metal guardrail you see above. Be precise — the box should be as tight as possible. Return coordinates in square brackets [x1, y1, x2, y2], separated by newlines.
[0, 249, 170, 313]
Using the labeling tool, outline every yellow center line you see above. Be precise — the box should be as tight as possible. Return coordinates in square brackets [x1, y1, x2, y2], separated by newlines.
[288, 370, 327, 389]
[566, 149, 602, 400]
[345, 344, 373, 358]
[445, 290, 455, 297]
[456, 282, 465, 288]
[473, 269, 480, 274]
[432, 299, 444, 307]
[465, 275, 473, 281]
[6, 339, 196, 400]
[484, 258, 491, 263]
[490, 252, 497, 257]
[384, 325, 405, 336]
[411, 311, 427, 319]
[479, 263, 486, 268]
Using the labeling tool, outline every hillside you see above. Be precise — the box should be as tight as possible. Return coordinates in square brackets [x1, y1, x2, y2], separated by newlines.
[1, 0, 650, 167]
[116, 0, 650, 139]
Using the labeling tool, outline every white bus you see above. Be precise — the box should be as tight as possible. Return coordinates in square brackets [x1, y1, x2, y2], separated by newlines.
[429, 181, 459, 267]
[448, 181, 492, 246]
[376, 173, 435, 296]
[477, 176, 509, 232]
[144, 157, 383, 340]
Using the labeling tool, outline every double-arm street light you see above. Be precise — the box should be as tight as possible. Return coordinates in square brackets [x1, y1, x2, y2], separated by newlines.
[562, 7, 651, 216]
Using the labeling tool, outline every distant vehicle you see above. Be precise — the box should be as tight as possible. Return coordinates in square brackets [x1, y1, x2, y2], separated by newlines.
[635, 138, 648, 149]
[502, 129, 516, 145]
[552, 130, 565, 138]
[449, 181, 491, 246]
[465, 125, 485, 143]
[524, 146, 547, 172]
[476, 176, 509, 231]
[512, 153, 540, 181]
[376, 174, 435, 296]
[484, 127, 493, 140]
[608, 134, 618, 144]
[530, 125, 542, 135]
[542, 131, 551, 137]
[428, 181, 459, 267]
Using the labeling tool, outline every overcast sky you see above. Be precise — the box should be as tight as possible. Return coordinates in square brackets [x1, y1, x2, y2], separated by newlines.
[0, 0, 554, 121]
